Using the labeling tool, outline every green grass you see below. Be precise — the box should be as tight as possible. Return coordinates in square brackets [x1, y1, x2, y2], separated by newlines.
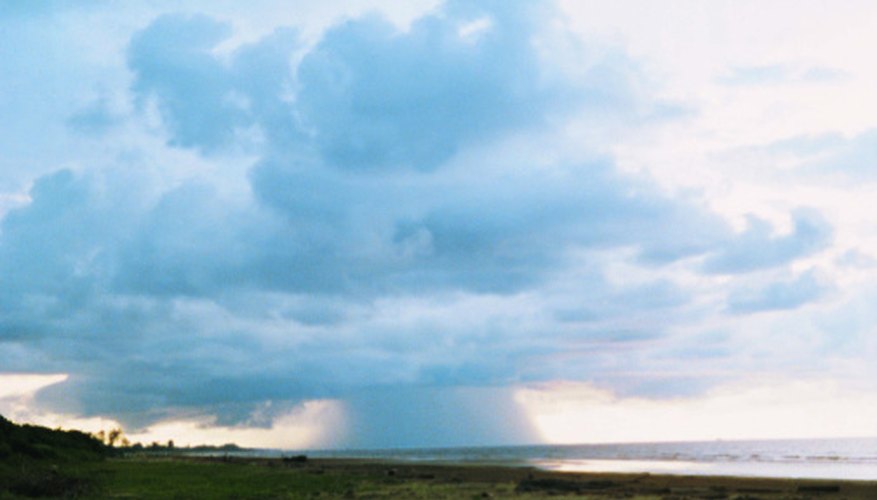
[86, 459, 363, 499]
[78, 459, 515, 499]
[1, 456, 628, 499]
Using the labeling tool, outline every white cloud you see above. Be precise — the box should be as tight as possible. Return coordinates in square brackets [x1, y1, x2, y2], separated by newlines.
[0, 373, 67, 399]
[517, 378, 877, 443]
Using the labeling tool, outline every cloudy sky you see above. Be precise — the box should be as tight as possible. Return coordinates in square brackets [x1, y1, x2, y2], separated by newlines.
[3, 0, 877, 449]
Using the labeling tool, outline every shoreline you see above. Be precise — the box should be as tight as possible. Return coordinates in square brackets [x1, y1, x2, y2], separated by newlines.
[175, 447, 877, 481]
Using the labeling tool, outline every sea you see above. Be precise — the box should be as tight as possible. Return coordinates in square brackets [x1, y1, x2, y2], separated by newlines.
[261, 438, 877, 481]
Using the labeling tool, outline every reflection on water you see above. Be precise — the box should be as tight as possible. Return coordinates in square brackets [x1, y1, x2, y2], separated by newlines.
[537, 458, 711, 473]
[534, 457, 877, 480]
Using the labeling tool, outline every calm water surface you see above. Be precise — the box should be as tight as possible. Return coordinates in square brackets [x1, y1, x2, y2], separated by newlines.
[264, 438, 877, 480]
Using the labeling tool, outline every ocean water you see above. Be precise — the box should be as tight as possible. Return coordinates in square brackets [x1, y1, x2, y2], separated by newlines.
[275, 437, 877, 480]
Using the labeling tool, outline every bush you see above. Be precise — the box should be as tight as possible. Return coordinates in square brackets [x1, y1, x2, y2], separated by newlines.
[0, 414, 108, 462]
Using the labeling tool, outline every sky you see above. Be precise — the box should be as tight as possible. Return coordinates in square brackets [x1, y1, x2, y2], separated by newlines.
[2, 0, 877, 449]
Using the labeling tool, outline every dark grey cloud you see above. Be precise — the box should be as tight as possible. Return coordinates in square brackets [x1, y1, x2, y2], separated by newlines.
[127, 2, 634, 169]
[293, 2, 589, 172]
[344, 387, 539, 448]
[249, 160, 734, 295]
[554, 278, 691, 323]
[128, 14, 277, 153]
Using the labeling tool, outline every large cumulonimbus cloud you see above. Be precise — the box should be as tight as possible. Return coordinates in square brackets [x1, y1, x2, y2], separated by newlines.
[0, 0, 835, 445]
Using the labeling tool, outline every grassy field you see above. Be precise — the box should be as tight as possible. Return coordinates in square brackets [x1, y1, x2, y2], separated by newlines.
[2, 457, 539, 499]
[85, 458, 496, 499]
[4, 455, 877, 499]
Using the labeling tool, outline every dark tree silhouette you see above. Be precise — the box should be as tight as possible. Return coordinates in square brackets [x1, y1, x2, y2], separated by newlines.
[107, 428, 122, 447]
